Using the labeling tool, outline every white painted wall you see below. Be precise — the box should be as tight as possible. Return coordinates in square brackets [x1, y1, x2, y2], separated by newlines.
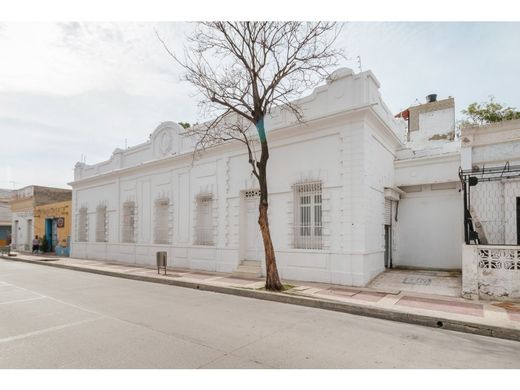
[462, 244, 520, 301]
[70, 68, 404, 286]
[392, 184, 463, 269]
[409, 107, 455, 144]
[11, 211, 34, 251]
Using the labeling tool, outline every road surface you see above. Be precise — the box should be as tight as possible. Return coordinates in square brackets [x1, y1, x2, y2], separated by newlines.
[1, 259, 519, 368]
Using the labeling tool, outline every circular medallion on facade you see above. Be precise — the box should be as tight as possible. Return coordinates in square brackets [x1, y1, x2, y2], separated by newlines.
[158, 129, 173, 156]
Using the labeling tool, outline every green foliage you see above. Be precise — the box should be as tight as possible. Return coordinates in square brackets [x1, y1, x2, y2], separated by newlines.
[40, 236, 48, 252]
[461, 96, 520, 125]
[178, 122, 191, 129]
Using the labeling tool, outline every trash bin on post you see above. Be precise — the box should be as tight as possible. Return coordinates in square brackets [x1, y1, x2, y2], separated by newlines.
[156, 251, 167, 275]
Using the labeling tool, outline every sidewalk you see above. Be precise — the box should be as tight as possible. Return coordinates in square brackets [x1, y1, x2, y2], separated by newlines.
[2, 252, 520, 342]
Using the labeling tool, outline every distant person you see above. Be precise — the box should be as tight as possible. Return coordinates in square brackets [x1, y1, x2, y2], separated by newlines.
[32, 235, 40, 254]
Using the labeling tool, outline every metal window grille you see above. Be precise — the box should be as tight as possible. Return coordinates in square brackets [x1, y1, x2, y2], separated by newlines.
[95, 206, 107, 242]
[195, 195, 213, 245]
[122, 201, 136, 243]
[293, 182, 323, 249]
[154, 199, 171, 245]
[245, 189, 261, 198]
[77, 207, 88, 242]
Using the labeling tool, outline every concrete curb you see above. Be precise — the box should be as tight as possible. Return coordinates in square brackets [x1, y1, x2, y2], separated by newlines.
[3, 255, 520, 342]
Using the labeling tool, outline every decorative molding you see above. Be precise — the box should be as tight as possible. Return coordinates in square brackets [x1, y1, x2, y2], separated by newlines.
[478, 248, 520, 270]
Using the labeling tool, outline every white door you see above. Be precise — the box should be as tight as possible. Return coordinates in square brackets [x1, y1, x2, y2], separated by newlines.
[245, 195, 262, 261]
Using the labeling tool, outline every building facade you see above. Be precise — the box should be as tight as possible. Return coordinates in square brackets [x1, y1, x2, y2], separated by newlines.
[460, 119, 520, 300]
[71, 68, 518, 290]
[34, 200, 72, 256]
[0, 189, 12, 246]
[70, 68, 408, 286]
[10, 186, 72, 253]
[392, 96, 463, 270]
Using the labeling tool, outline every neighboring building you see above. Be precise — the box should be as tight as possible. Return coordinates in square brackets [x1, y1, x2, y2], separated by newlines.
[34, 200, 72, 256]
[10, 186, 72, 253]
[0, 189, 12, 246]
[460, 118, 520, 300]
[392, 95, 463, 270]
[70, 68, 407, 286]
[394, 101, 520, 301]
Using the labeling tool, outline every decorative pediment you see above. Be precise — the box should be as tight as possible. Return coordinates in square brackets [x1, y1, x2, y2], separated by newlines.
[151, 122, 183, 158]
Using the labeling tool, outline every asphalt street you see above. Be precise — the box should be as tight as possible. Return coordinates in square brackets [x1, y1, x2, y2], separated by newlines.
[1, 259, 519, 368]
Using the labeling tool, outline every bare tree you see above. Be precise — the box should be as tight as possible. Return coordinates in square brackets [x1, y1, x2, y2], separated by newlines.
[158, 22, 343, 291]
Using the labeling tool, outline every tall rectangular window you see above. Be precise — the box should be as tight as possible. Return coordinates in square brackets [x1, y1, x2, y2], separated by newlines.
[77, 207, 88, 242]
[294, 182, 322, 249]
[154, 199, 171, 245]
[96, 205, 107, 242]
[122, 201, 136, 243]
[195, 195, 213, 245]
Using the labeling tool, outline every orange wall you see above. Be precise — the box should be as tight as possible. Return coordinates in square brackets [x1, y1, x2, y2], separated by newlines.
[34, 200, 72, 246]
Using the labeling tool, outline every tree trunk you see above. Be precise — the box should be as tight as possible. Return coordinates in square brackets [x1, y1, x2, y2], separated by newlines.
[258, 189, 283, 291]
[255, 118, 283, 291]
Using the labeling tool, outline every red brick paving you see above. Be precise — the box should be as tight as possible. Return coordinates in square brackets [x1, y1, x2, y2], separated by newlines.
[318, 288, 386, 302]
[397, 296, 484, 317]
[492, 302, 520, 322]
[320, 287, 360, 297]
[215, 277, 259, 285]
[351, 291, 386, 302]
[184, 272, 218, 280]
[506, 311, 520, 322]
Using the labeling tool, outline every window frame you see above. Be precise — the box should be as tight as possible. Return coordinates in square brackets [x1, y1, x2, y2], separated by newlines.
[195, 194, 214, 246]
[77, 207, 88, 242]
[95, 205, 108, 243]
[154, 198, 171, 245]
[122, 201, 136, 243]
[293, 182, 323, 250]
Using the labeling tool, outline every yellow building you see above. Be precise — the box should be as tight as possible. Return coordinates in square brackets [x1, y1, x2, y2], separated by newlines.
[34, 200, 72, 255]
[10, 185, 71, 254]
[0, 189, 12, 246]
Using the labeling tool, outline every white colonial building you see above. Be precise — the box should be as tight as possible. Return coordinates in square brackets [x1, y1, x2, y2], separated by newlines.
[71, 68, 412, 286]
[72, 67, 517, 292]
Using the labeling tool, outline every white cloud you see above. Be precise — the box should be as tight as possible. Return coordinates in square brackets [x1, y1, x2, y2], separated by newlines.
[0, 22, 193, 97]
[0, 22, 519, 189]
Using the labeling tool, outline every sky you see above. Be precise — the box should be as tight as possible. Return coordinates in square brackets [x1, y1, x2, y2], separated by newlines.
[1, 22, 519, 189]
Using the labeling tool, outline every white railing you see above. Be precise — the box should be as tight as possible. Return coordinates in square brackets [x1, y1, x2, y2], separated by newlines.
[477, 247, 520, 270]
[462, 244, 520, 301]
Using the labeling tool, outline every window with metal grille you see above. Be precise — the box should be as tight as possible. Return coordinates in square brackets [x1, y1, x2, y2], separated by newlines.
[95, 205, 107, 242]
[195, 195, 213, 245]
[122, 201, 136, 243]
[294, 182, 323, 249]
[77, 207, 88, 242]
[154, 199, 170, 244]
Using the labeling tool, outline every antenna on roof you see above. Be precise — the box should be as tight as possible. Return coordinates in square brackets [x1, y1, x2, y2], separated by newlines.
[125, 138, 128, 149]
[345, 56, 362, 73]
[9, 181, 17, 189]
